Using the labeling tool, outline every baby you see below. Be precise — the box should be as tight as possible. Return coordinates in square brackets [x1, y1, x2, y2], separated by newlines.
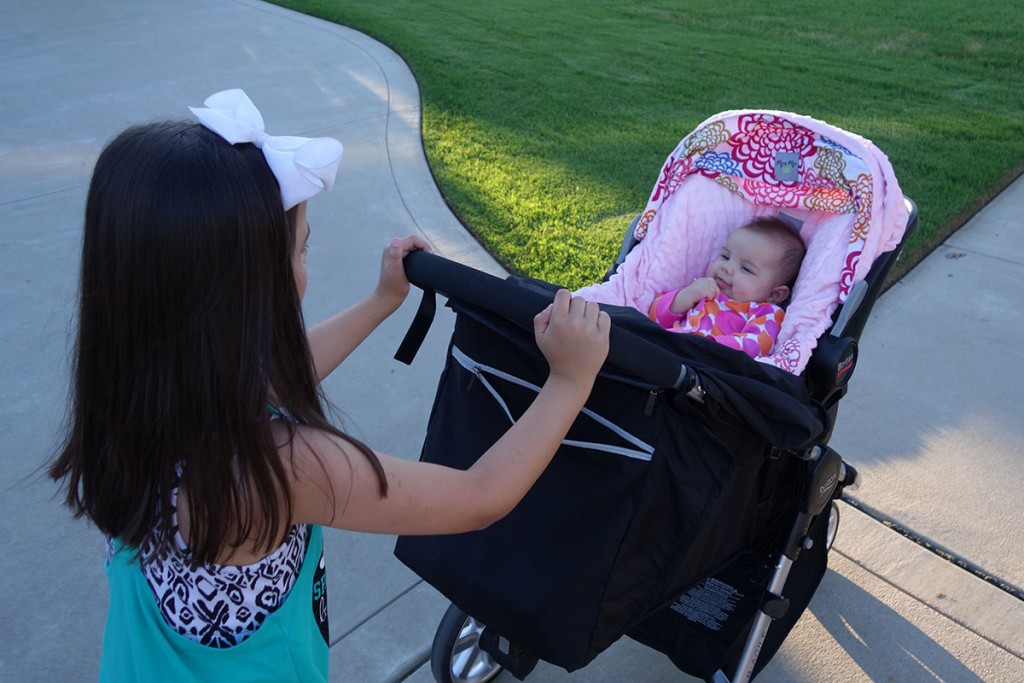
[649, 217, 806, 358]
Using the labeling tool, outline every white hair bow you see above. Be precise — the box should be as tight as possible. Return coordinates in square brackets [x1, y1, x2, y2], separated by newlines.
[189, 89, 343, 210]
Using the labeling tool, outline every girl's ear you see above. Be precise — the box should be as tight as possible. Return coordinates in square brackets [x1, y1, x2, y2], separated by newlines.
[767, 284, 790, 304]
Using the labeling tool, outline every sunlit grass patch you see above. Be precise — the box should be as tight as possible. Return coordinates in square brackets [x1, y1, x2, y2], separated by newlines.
[277, 0, 1024, 287]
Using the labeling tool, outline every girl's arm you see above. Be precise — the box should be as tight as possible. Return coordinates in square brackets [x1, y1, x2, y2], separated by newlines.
[307, 236, 430, 382]
[289, 290, 610, 535]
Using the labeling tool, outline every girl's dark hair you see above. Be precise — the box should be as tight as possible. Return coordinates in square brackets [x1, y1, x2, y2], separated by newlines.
[49, 121, 386, 565]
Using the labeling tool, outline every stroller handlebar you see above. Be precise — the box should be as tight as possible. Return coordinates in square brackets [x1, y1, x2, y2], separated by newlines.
[403, 251, 694, 392]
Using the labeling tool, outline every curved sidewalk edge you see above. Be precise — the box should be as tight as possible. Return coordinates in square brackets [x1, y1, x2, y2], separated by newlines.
[248, 0, 508, 278]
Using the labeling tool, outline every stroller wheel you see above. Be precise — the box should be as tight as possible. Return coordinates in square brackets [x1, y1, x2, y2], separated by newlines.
[431, 603, 503, 683]
[826, 501, 841, 550]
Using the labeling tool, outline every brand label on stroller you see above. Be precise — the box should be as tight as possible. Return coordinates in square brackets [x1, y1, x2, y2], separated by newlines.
[774, 152, 800, 182]
[670, 577, 744, 632]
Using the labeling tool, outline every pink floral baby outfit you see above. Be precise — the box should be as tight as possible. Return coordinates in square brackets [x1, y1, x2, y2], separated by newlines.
[650, 290, 785, 358]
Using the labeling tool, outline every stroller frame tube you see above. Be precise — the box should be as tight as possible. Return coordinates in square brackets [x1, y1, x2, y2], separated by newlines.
[730, 524, 803, 683]
[726, 444, 844, 682]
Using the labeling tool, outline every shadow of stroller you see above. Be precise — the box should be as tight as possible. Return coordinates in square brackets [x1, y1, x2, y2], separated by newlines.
[763, 568, 987, 683]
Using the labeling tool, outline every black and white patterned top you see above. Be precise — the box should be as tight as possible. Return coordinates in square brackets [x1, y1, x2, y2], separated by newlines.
[107, 407, 311, 648]
[107, 483, 310, 649]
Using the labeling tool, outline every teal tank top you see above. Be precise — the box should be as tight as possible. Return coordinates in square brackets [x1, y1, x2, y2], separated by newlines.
[99, 525, 329, 682]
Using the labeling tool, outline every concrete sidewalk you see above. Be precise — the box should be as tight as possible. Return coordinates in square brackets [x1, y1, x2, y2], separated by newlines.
[1, 1, 1020, 681]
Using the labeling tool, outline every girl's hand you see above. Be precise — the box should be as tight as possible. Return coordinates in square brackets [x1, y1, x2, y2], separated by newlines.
[376, 235, 432, 308]
[534, 290, 610, 385]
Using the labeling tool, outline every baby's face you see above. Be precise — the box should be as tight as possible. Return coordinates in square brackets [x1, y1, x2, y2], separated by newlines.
[708, 228, 788, 303]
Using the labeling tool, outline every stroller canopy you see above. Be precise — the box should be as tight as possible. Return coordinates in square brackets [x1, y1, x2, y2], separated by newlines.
[576, 110, 909, 374]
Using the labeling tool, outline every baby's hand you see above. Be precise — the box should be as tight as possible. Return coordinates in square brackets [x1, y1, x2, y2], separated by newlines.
[376, 235, 432, 306]
[534, 290, 610, 384]
[669, 277, 719, 314]
[688, 277, 720, 301]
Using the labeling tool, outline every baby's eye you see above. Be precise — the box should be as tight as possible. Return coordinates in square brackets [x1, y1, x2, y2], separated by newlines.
[742, 265, 753, 274]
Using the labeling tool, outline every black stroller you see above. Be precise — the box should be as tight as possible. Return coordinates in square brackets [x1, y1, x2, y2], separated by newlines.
[393, 111, 917, 682]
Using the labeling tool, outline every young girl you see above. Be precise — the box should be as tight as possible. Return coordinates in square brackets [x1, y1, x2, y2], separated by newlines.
[49, 90, 609, 681]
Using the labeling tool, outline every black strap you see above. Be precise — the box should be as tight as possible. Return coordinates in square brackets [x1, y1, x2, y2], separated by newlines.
[394, 289, 437, 365]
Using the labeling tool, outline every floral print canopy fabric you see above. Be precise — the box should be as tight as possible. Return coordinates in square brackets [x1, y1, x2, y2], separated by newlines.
[576, 110, 909, 374]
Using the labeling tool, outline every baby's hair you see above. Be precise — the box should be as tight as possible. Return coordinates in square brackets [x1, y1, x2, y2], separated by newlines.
[50, 121, 387, 566]
[740, 216, 806, 286]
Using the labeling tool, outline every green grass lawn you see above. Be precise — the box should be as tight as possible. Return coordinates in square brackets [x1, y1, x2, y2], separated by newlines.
[276, 0, 1024, 289]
